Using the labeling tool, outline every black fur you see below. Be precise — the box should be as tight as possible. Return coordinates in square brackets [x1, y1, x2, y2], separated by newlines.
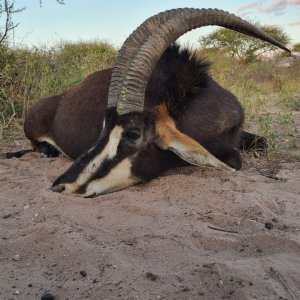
[239, 131, 268, 151]
[146, 44, 245, 169]
[5, 141, 60, 159]
[5, 149, 32, 159]
[146, 44, 210, 118]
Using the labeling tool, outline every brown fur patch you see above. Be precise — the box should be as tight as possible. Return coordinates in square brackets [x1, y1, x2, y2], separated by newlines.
[154, 103, 208, 152]
[154, 103, 234, 171]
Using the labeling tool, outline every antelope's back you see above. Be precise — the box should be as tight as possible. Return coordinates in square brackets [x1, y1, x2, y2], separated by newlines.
[52, 69, 112, 158]
[25, 68, 112, 159]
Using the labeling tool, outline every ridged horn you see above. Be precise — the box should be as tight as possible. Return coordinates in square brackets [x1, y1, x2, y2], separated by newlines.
[116, 8, 291, 114]
[107, 8, 189, 108]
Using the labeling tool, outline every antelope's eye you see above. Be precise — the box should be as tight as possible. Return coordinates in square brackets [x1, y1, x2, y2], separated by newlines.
[124, 130, 140, 141]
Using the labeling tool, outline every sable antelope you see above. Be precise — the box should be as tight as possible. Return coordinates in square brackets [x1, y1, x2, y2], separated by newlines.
[22, 8, 290, 196]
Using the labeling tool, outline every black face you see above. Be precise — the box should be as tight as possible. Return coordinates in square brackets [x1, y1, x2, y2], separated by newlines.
[51, 108, 177, 197]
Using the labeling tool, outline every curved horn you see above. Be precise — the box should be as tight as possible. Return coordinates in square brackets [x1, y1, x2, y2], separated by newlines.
[107, 8, 189, 108]
[116, 8, 291, 114]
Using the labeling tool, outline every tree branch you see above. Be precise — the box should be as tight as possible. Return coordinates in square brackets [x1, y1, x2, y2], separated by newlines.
[0, 0, 25, 45]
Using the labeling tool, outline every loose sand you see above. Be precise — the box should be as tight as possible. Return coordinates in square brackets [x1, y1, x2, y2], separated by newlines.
[0, 141, 299, 300]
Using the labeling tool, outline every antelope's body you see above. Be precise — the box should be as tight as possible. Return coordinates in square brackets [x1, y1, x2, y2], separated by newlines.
[25, 69, 111, 159]
[25, 45, 244, 167]
[19, 8, 290, 197]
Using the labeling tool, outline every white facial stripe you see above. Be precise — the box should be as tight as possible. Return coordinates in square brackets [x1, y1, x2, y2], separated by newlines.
[107, 126, 123, 159]
[83, 158, 140, 196]
[38, 136, 69, 158]
[76, 125, 124, 186]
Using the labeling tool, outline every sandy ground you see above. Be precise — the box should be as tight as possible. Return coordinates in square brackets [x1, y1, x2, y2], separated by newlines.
[0, 140, 300, 300]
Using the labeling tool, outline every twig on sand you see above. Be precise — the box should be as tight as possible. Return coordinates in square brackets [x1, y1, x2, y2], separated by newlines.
[208, 225, 238, 234]
[255, 167, 287, 182]
[269, 267, 297, 300]
[263, 173, 287, 182]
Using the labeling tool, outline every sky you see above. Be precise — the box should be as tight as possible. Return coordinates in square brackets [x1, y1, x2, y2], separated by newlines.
[7, 0, 300, 48]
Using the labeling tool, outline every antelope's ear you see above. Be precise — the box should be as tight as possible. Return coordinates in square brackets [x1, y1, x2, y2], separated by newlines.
[154, 104, 235, 172]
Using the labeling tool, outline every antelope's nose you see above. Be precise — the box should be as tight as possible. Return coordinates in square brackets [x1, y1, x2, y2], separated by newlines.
[51, 183, 65, 193]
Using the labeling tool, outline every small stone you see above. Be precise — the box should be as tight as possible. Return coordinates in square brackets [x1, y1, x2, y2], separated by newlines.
[175, 274, 184, 282]
[41, 293, 55, 300]
[181, 286, 190, 292]
[28, 284, 33, 287]
[221, 177, 230, 183]
[80, 270, 87, 277]
[97, 216, 103, 219]
[265, 222, 273, 230]
[217, 280, 224, 287]
[271, 218, 278, 222]
[145, 272, 158, 281]
[3, 213, 12, 219]
[13, 255, 20, 261]
[24, 205, 30, 210]
[14, 289, 20, 295]
[34, 213, 39, 218]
